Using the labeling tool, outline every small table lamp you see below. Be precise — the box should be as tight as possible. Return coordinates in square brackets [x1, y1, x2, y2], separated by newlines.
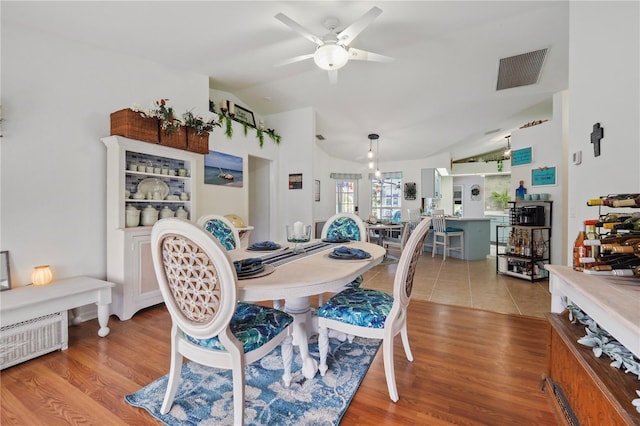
[32, 265, 53, 286]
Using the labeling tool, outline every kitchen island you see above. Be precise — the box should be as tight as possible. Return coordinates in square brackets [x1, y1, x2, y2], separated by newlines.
[422, 216, 491, 260]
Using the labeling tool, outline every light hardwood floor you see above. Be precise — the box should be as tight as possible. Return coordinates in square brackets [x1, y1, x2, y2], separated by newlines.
[1, 252, 558, 425]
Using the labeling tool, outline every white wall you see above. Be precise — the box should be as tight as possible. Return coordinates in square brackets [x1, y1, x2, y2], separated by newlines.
[453, 176, 486, 218]
[1, 22, 207, 285]
[509, 92, 566, 266]
[567, 2, 640, 263]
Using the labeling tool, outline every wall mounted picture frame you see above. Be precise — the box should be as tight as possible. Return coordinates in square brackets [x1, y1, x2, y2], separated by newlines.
[511, 147, 532, 166]
[204, 150, 243, 188]
[404, 182, 417, 200]
[232, 105, 256, 127]
[289, 173, 303, 189]
[1, 251, 11, 291]
[532, 166, 557, 186]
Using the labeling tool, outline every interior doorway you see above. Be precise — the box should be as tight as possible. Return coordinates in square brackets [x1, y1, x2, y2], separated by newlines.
[247, 155, 272, 243]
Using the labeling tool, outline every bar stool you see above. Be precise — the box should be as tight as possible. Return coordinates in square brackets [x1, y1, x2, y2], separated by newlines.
[431, 209, 464, 260]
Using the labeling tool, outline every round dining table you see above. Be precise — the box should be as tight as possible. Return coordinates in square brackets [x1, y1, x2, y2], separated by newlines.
[228, 240, 386, 379]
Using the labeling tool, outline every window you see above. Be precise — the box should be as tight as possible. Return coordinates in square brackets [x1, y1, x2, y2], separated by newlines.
[371, 177, 402, 221]
[335, 180, 357, 214]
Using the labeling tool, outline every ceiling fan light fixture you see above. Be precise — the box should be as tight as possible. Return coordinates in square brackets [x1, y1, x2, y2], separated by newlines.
[314, 43, 348, 70]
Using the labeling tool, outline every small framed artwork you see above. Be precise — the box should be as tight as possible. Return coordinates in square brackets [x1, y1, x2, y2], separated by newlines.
[232, 105, 256, 127]
[404, 182, 417, 200]
[532, 166, 557, 186]
[1, 251, 11, 291]
[511, 147, 532, 166]
[289, 173, 303, 189]
[314, 180, 321, 201]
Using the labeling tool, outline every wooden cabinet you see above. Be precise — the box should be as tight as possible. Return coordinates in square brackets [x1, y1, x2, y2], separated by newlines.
[102, 136, 199, 320]
[421, 168, 441, 199]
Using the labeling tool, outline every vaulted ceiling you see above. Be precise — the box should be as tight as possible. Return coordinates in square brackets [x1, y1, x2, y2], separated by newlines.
[3, 1, 569, 165]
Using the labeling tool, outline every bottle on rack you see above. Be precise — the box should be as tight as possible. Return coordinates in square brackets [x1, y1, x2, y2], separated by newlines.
[515, 180, 527, 201]
[601, 241, 640, 254]
[572, 223, 589, 271]
[584, 219, 600, 262]
[586, 193, 640, 207]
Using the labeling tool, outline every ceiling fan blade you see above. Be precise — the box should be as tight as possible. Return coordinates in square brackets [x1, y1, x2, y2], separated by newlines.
[328, 70, 338, 85]
[347, 47, 394, 63]
[275, 13, 323, 46]
[275, 53, 315, 67]
[337, 6, 382, 45]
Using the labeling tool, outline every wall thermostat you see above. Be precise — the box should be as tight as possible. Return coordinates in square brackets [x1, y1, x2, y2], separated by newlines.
[572, 150, 582, 165]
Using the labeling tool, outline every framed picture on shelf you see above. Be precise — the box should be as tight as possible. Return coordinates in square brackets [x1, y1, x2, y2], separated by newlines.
[232, 105, 256, 127]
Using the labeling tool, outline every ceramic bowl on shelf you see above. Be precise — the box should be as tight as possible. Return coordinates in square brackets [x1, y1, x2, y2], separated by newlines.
[540, 193, 550, 200]
[166, 195, 180, 201]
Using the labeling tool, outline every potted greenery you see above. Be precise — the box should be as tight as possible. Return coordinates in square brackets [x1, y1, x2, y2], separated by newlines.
[491, 189, 511, 211]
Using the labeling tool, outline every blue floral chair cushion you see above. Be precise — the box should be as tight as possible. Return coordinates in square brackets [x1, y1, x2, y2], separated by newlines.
[326, 217, 361, 241]
[185, 303, 293, 353]
[317, 287, 393, 329]
[204, 220, 237, 251]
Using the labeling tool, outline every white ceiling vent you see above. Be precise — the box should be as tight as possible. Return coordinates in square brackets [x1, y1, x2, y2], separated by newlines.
[496, 48, 548, 90]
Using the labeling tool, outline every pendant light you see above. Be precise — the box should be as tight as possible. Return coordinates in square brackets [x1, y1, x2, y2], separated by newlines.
[367, 135, 374, 170]
[367, 133, 376, 169]
[504, 135, 512, 158]
[369, 133, 381, 178]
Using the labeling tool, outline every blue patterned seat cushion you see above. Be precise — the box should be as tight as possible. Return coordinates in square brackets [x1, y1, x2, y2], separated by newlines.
[184, 303, 293, 353]
[445, 227, 464, 233]
[317, 287, 393, 329]
[327, 217, 361, 241]
[204, 220, 237, 250]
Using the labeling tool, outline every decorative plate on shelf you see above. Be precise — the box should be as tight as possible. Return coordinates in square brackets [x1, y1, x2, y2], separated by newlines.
[137, 178, 169, 200]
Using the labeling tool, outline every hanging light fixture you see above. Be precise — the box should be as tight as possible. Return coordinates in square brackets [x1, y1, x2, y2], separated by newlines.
[367, 133, 381, 178]
[367, 133, 376, 169]
[503, 135, 512, 158]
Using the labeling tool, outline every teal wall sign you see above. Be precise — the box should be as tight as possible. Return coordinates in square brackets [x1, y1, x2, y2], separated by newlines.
[511, 147, 532, 166]
[532, 167, 556, 186]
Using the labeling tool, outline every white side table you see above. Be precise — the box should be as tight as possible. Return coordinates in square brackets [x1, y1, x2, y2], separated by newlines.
[0, 276, 114, 369]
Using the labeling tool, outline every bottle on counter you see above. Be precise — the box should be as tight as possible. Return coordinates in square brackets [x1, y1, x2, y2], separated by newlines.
[573, 223, 589, 271]
[515, 180, 527, 201]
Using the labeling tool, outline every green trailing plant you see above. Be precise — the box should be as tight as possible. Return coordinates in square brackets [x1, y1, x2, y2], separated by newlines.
[256, 128, 264, 147]
[491, 189, 510, 209]
[182, 110, 220, 135]
[212, 102, 281, 147]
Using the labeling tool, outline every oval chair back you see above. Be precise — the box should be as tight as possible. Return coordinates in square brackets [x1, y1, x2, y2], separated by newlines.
[321, 213, 367, 241]
[197, 214, 241, 251]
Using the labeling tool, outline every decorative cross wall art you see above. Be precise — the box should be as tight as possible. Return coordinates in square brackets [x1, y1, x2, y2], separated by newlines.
[590, 122, 604, 157]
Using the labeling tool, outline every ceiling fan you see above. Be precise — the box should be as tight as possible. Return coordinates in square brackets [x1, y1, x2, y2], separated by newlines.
[275, 6, 394, 84]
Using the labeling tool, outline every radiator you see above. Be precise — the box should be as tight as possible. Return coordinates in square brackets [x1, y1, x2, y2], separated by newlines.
[0, 311, 68, 370]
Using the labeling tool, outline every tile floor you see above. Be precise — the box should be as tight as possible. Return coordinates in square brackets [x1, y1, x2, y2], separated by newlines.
[363, 248, 552, 319]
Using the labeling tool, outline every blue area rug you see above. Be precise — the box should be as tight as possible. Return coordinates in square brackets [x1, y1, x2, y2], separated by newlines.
[125, 336, 381, 425]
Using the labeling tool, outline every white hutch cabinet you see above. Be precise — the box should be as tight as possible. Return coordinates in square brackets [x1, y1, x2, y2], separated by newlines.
[102, 136, 199, 320]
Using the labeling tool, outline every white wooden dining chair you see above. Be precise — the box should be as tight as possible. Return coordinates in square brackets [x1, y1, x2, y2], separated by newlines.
[431, 209, 464, 260]
[407, 208, 422, 231]
[383, 221, 411, 255]
[318, 213, 368, 305]
[197, 214, 241, 251]
[150, 218, 293, 426]
[317, 217, 432, 402]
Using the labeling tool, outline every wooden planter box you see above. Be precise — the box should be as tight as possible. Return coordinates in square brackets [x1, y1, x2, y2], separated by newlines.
[159, 126, 187, 150]
[186, 128, 210, 154]
[110, 109, 159, 143]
